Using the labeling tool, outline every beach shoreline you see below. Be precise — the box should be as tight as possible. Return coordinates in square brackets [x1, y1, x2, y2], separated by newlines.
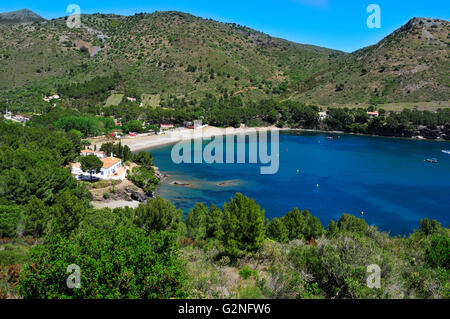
[94, 125, 279, 152]
[90, 125, 450, 154]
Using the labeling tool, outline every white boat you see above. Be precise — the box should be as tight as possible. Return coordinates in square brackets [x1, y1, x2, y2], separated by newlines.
[442, 150, 450, 155]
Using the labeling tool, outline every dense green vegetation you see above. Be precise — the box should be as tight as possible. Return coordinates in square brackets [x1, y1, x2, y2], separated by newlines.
[19, 226, 186, 299]
[0, 10, 448, 300]
[324, 107, 450, 138]
[128, 151, 161, 195]
[57, 74, 118, 100]
[3, 185, 449, 299]
[0, 120, 182, 298]
[0, 123, 448, 299]
[55, 116, 116, 137]
[99, 142, 132, 161]
[0, 115, 448, 299]
[19, 92, 450, 141]
[53, 90, 449, 140]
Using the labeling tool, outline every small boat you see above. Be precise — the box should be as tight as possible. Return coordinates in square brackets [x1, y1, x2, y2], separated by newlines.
[442, 150, 450, 155]
[424, 158, 439, 163]
[327, 137, 334, 140]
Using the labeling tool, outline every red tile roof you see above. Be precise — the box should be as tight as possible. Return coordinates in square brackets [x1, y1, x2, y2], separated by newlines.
[101, 157, 121, 169]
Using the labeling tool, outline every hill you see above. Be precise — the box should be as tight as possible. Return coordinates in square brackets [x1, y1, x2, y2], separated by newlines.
[0, 9, 45, 25]
[0, 10, 448, 112]
[294, 17, 450, 106]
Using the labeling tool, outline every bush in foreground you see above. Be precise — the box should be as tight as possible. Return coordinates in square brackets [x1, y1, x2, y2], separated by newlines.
[18, 226, 187, 299]
[221, 193, 265, 257]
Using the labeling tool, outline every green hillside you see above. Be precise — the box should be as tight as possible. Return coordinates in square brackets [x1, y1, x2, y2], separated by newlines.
[293, 18, 450, 106]
[0, 11, 448, 113]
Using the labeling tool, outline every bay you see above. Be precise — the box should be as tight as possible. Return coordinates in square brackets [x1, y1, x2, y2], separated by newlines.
[148, 131, 450, 235]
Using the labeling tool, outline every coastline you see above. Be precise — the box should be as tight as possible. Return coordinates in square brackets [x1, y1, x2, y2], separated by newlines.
[97, 125, 279, 152]
[288, 128, 450, 143]
[85, 125, 450, 231]
[93, 125, 450, 153]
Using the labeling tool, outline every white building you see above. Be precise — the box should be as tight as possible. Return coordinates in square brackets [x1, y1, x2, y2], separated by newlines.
[71, 157, 126, 180]
[80, 149, 107, 158]
[367, 111, 379, 119]
[318, 112, 328, 121]
[43, 94, 60, 103]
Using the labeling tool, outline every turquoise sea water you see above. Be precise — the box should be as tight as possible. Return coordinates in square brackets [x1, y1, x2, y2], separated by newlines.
[149, 131, 450, 235]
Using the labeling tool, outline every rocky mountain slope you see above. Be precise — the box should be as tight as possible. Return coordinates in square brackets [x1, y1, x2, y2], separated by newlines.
[0, 9, 45, 25]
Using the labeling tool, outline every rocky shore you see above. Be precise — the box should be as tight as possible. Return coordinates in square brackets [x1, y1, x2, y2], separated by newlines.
[89, 165, 168, 209]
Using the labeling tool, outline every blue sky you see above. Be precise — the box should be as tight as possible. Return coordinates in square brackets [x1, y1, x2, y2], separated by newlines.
[1, 0, 448, 52]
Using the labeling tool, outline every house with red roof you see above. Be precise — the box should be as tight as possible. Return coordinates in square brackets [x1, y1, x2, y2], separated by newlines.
[71, 156, 126, 180]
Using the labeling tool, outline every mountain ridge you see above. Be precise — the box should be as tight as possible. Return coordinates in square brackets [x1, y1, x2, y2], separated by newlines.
[0, 10, 448, 111]
[0, 9, 45, 24]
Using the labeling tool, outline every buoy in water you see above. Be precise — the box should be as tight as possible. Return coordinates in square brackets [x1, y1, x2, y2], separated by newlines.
[316, 184, 319, 188]
[297, 170, 300, 173]
[361, 211, 364, 216]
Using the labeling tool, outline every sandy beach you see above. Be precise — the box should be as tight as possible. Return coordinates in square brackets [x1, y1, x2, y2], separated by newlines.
[91, 200, 141, 209]
[95, 125, 279, 152]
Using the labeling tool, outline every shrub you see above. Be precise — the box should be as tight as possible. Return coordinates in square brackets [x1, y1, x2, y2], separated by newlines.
[0, 206, 22, 238]
[19, 226, 187, 299]
[239, 266, 258, 280]
[220, 193, 265, 257]
[419, 218, 442, 236]
[266, 218, 289, 243]
[289, 233, 386, 298]
[185, 203, 208, 241]
[425, 234, 450, 269]
[326, 220, 339, 238]
[238, 285, 265, 299]
[281, 208, 324, 241]
[24, 196, 49, 238]
[50, 190, 87, 237]
[134, 197, 182, 234]
[0, 244, 31, 266]
[337, 214, 368, 234]
[128, 166, 159, 195]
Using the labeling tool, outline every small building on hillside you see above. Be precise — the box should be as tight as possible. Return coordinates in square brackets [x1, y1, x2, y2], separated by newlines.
[367, 111, 379, 119]
[71, 156, 126, 180]
[80, 149, 106, 158]
[10, 115, 30, 123]
[43, 95, 60, 103]
[110, 132, 122, 138]
[318, 112, 328, 121]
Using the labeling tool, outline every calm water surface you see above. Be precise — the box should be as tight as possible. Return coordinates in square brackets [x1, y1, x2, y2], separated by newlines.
[148, 131, 450, 235]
